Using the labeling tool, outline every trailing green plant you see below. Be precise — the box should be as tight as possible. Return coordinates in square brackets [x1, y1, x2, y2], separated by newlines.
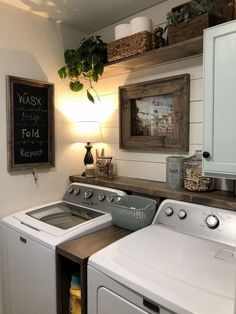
[58, 36, 107, 103]
[166, 0, 220, 26]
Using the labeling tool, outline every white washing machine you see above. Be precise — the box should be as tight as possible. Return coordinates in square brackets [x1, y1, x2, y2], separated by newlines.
[88, 199, 236, 314]
[1, 182, 126, 314]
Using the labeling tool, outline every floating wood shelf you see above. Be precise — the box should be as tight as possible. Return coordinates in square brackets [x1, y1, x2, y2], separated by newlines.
[69, 175, 236, 211]
[102, 36, 203, 78]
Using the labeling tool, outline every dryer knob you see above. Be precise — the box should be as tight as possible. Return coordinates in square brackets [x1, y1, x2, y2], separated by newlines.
[206, 214, 219, 229]
[84, 190, 93, 199]
[178, 210, 187, 220]
[165, 207, 173, 216]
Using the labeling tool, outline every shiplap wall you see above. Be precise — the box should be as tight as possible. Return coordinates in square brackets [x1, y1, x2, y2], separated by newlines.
[96, 56, 203, 182]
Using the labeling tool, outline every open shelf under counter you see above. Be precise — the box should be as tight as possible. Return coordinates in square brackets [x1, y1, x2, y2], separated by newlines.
[69, 175, 236, 211]
[56, 225, 131, 314]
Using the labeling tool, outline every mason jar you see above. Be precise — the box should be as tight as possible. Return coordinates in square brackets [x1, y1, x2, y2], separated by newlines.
[184, 150, 214, 192]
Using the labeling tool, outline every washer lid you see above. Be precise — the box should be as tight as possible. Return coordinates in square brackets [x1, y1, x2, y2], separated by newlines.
[89, 225, 235, 314]
[11, 201, 106, 237]
[25, 202, 104, 230]
[2, 201, 112, 249]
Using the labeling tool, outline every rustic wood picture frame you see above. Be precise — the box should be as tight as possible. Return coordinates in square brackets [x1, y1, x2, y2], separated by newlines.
[119, 74, 190, 152]
[7, 75, 55, 171]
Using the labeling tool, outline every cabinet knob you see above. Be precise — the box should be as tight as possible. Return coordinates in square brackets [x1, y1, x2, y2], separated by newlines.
[203, 151, 210, 159]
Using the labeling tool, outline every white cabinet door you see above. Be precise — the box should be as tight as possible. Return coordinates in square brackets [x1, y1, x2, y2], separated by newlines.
[203, 20, 236, 179]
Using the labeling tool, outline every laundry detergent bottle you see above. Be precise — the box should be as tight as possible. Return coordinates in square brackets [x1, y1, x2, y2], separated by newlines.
[69, 272, 81, 314]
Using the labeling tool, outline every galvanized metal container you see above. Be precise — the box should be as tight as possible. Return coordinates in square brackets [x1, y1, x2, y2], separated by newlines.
[166, 156, 185, 188]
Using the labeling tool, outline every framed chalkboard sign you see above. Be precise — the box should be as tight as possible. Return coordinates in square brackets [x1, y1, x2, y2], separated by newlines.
[7, 76, 55, 171]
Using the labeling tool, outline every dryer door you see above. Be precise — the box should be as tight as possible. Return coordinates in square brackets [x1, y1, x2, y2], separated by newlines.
[98, 287, 149, 314]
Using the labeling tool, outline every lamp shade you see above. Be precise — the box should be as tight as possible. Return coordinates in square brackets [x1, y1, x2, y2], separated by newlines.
[76, 121, 103, 143]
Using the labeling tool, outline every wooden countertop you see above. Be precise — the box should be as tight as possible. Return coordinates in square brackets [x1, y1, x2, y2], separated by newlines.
[69, 175, 236, 211]
[56, 225, 131, 263]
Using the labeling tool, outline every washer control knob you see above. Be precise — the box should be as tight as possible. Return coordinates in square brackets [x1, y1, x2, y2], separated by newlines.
[73, 189, 80, 195]
[98, 194, 105, 201]
[67, 187, 73, 194]
[178, 209, 187, 219]
[206, 214, 219, 229]
[106, 196, 114, 203]
[85, 190, 93, 199]
[165, 207, 173, 216]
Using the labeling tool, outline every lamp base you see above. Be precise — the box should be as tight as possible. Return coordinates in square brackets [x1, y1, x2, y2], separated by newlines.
[84, 142, 94, 165]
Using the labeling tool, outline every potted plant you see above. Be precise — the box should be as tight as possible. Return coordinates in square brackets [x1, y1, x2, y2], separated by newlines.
[58, 36, 107, 103]
[166, 0, 233, 45]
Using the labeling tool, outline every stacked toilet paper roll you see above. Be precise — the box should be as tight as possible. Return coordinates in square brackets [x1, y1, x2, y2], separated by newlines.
[130, 16, 153, 34]
[115, 24, 131, 40]
[114, 16, 153, 40]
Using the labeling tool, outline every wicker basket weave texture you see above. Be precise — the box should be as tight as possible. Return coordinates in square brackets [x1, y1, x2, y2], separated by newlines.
[107, 31, 153, 62]
[110, 195, 157, 231]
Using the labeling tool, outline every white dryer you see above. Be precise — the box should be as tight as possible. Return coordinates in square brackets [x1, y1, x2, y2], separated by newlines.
[1, 182, 126, 314]
[88, 199, 236, 314]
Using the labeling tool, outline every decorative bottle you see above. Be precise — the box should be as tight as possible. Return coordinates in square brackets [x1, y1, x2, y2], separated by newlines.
[69, 272, 81, 314]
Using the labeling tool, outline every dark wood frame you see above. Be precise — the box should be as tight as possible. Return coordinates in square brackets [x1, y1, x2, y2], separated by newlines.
[7, 75, 55, 171]
[119, 74, 190, 152]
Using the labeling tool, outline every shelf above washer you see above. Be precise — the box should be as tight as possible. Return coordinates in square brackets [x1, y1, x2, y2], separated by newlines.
[69, 175, 236, 212]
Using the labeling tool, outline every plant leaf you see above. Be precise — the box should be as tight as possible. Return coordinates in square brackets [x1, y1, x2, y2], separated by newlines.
[70, 81, 83, 92]
[64, 49, 75, 64]
[95, 63, 104, 76]
[91, 72, 99, 82]
[68, 67, 80, 78]
[58, 67, 67, 79]
[87, 89, 95, 103]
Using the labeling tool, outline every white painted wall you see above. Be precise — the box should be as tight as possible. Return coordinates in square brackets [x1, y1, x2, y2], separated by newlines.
[0, 3, 87, 313]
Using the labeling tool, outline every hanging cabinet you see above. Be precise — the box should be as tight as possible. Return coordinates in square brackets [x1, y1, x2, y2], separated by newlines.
[203, 20, 236, 179]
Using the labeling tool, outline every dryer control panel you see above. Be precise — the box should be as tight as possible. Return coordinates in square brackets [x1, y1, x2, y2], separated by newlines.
[153, 199, 236, 247]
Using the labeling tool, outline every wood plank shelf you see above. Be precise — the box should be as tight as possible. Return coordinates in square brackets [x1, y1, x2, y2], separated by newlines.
[102, 36, 203, 78]
[70, 175, 236, 211]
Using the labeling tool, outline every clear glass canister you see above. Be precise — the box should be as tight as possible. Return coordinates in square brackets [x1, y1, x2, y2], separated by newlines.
[184, 150, 214, 192]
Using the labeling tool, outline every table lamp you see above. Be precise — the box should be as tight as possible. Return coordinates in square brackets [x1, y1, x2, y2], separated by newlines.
[76, 121, 103, 175]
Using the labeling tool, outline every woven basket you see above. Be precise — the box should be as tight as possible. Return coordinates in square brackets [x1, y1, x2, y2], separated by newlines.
[108, 31, 153, 62]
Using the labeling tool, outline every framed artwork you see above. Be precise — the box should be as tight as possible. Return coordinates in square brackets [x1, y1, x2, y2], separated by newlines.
[119, 74, 190, 152]
[7, 75, 55, 171]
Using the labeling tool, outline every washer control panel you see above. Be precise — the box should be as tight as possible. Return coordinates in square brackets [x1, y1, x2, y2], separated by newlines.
[63, 183, 126, 213]
[154, 199, 236, 246]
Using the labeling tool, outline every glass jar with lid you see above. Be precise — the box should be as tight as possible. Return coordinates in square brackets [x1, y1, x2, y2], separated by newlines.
[184, 150, 214, 192]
